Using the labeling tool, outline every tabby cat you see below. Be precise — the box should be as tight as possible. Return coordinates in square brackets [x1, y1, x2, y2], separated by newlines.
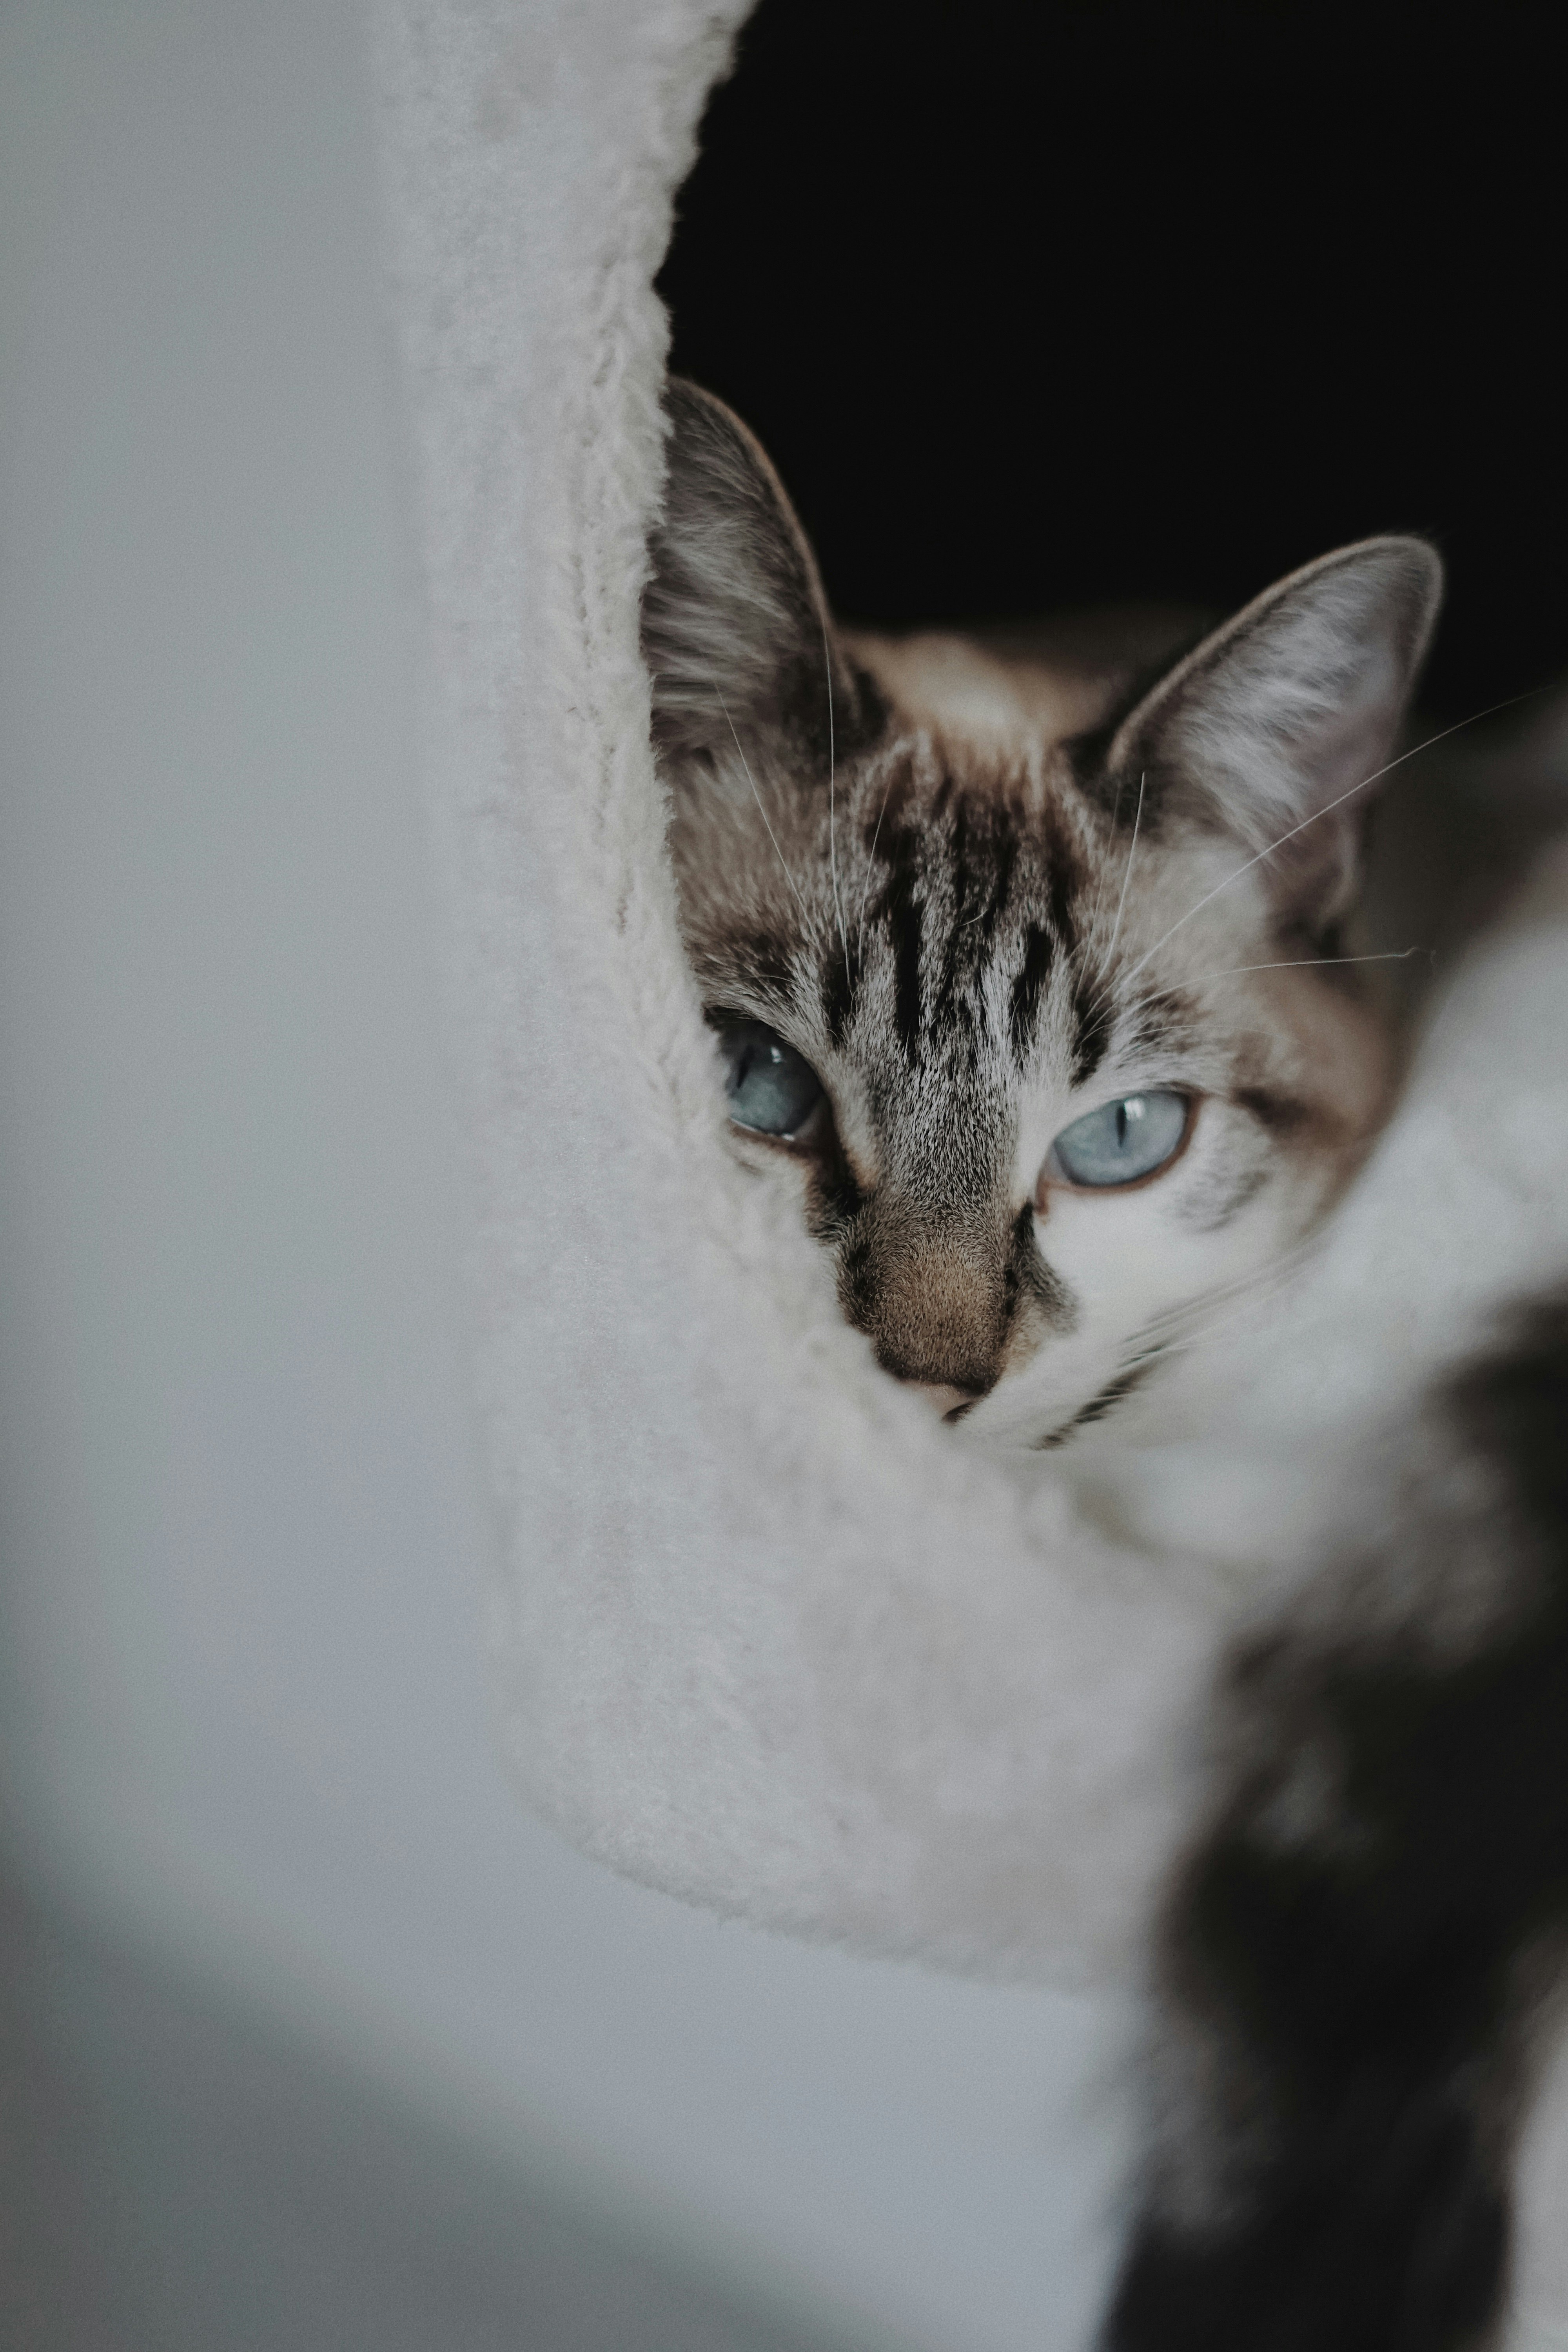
[643, 378, 1568, 2349]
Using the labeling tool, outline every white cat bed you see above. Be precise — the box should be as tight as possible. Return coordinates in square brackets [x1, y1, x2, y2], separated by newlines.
[374, 0, 1568, 1992]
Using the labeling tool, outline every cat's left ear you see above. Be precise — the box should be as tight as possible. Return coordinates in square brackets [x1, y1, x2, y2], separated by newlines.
[1103, 536, 1443, 924]
[642, 378, 881, 774]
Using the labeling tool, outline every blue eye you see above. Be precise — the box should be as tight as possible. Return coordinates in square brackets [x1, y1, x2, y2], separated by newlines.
[1049, 1091, 1190, 1188]
[718, 1022, 825, 1139]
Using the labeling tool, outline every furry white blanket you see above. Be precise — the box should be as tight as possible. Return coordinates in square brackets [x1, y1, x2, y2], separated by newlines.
[374, 5, 1568, 2336]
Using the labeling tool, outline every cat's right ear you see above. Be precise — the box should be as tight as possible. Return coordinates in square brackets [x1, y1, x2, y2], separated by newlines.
[1100, 536, 1444, 927]
[642, 379, 879, 773]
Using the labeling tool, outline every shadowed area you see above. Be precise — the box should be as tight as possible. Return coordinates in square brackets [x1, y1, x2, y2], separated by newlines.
[0, 1864, 887, 2352]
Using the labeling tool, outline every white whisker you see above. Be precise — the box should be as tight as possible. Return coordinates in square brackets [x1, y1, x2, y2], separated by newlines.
[824, 626, 851, 994]
[1114, 692, 1541, 999]
[1078, 770, 1147, 1023]
[1149, 1290, 1295, 1365]
[1118, 946, 1427, 1027]
[1084, 770, 1127, 949]
[712, 682, 817, 937]
[857, 763, 895, 965]
[1102, 769, 1146, 970]
[1053, 1253, 1313, 1446]
[1133, 1242, 1313, 1340]
[1127, 1249, 1315, 1363]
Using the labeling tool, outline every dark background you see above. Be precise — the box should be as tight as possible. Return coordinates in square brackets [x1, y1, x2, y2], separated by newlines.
[660, 3, 1564, 719]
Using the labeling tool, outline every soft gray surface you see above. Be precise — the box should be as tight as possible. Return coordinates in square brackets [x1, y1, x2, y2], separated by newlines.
[0, 1867, 882, 2352]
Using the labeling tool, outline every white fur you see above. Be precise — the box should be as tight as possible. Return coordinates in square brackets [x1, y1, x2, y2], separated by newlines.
[375, 7, 1568, 2334]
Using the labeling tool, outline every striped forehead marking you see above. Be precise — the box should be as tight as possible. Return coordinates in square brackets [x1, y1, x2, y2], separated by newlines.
[825, 771, 1095, 1074]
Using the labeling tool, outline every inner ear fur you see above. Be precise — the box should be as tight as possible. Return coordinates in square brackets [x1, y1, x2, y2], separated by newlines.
[642, 378, 881, 774]
[1101, 536, 1444, 926]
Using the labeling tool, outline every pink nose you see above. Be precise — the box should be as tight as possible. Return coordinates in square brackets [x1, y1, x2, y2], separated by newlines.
[906, 1381, 983, 1422]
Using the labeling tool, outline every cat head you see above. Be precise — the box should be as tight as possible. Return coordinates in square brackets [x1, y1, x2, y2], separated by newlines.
[644, 379, 1442, 1450]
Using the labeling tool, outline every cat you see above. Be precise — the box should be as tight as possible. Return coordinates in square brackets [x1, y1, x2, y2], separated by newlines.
[643, 377, 1568, 2348]
[644, 377, 1437, 1448]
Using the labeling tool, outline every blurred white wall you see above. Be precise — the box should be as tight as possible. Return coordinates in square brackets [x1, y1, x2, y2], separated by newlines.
[0, 5, 1131, 2346]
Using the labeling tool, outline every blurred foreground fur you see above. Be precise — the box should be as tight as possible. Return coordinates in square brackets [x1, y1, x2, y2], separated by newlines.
[1108, 1307, 1568, 2350]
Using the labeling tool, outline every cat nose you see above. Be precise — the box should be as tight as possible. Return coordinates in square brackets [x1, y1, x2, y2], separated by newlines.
[905, 1381, 984, 1423]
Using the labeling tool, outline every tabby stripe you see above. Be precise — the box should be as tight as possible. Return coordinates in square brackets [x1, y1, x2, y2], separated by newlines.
[1070, 976, 1113, 1084]
[1009, 922, 1054, 1062]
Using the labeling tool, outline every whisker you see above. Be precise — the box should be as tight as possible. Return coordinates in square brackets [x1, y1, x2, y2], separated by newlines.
[1078, 771, 1148, 1023]
[1156, 1260, 1306, 1347]
[711, 682, 818, 938]
[1084, 769, 1128, 949]
[1046, 1251, 1313, 1445]
[824, 625, 851, 994]
[1102, 769, 1146, 972]
[1126, 1250, 1314, 1361]
[1146, 1286, 1299, 1366]
[1144, 1233, 1318, 1320]
[1131, 1242, 1313, 1341]
[1116, 946, 1427, 1027]
[857, 764, 895, 965]
[1114, 690, 1544, 999]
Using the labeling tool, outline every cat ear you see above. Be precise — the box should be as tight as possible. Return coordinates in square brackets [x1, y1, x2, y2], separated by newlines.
[642, 379, 880, 772]
[1103, 536, 1444, 924]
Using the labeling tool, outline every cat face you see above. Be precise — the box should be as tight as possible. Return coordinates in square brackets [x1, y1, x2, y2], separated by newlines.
[644, 381, 1442, 1450]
